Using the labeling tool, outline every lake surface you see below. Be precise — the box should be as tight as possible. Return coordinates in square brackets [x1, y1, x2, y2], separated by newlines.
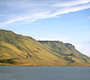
[0, 66, 90, 80]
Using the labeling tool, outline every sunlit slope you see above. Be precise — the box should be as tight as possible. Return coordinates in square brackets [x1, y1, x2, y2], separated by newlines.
[0, 30, 67, 66]
[0, 30, 90, 66]
[39, 41, 90, 66]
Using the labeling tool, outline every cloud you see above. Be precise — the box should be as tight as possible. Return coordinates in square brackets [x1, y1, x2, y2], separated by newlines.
[49, 4, 90, 17]
[72, 42, 90, 57]
[0, 0, 90, 26]
[2, 11, 51, 24]
[69, 42, 90, 57]
[37, 36, 68, 41]
[73, 43, 82, 49]
[36, 36, 74, 43]
[37, 37, 60, 41]
[88, 16, 90, 19]
[52, 0, 90, 7]
[80, 42, 90, 57]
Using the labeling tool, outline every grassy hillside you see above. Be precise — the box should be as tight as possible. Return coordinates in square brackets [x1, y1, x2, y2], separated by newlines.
[39, 41, 90, 66]
[0, 29, 90, 66]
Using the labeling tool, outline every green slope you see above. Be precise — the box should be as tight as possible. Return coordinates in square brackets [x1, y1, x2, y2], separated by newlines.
[39, 41, 90, 66]
[0, 29, 90, 66]
[0, 30, 66, 66]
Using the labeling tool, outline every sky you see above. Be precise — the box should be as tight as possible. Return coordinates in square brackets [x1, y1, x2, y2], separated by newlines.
[0, 0, 90, 57]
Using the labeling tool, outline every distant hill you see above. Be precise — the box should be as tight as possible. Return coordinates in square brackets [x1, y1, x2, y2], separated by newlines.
[0, 29, 90, 66]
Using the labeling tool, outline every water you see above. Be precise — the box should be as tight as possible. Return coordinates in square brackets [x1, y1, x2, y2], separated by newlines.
[0, 66, 90, 80]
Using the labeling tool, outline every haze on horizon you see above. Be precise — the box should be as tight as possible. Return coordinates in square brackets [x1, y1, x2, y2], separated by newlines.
[0, 0, 90, 57]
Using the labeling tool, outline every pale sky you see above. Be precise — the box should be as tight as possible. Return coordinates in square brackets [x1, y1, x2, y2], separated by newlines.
[0, 0, 90, 57]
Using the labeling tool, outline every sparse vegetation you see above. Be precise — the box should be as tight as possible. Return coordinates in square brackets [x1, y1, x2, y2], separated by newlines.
[0, 29, 90, 66]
